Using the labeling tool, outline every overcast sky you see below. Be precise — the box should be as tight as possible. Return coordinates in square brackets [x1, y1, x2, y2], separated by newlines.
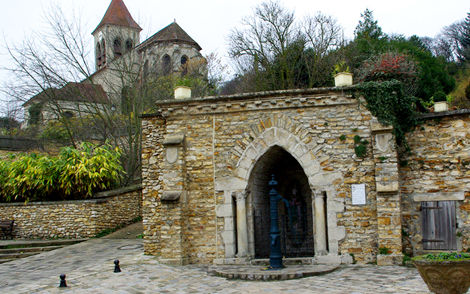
[0, 0, 469, 114]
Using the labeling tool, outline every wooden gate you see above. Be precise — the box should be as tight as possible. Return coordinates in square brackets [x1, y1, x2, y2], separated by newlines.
[421, 201, 457, 250]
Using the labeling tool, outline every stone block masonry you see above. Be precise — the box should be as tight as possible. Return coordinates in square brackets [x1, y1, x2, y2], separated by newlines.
[400, 111, 470, 254]
[0, 185, 142, 239]
[141, 88, 403, 265]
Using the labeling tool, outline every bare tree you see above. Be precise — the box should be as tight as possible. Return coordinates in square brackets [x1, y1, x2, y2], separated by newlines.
[227, 1, 344, 92]
[2, 3, 221, 183]
[1, 5, 144, 183]
[303, 13, 343, 59]
[302, 12, 344, 87]
[228, 0, 298, 89]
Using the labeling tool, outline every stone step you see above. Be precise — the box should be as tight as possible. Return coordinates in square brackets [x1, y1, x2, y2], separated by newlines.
[0, 258, 15, 264]
[209, 264, 339, 281]
[0, 252, 39, 259]
[250, 257, 314, 266]
[0, 239, 87, 250]
[0, 245, 63, 254]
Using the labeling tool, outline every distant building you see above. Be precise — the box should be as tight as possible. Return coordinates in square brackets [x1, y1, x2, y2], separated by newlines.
[23, 0, 205, 124]
[23, 83, 109, 127]
[90, 0, 205, 107]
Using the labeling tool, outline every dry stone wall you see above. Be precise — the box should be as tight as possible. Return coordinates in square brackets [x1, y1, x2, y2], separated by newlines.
[141, 117, 165, 258]
[400, 112, 470, 254]
[0, 186, 142, 239]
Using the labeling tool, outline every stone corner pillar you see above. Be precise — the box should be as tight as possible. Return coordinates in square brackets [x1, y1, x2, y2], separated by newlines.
[158, 132, 187, 265]
[371, 120, 402, 265]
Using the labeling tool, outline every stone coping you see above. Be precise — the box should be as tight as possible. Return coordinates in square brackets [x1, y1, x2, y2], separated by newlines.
[419, 109, 470, 120]
[141, 86, 356, 118]
[93, 184, 142, 198]
[208, 264, 339, 281]
[0, 184, 142, 207]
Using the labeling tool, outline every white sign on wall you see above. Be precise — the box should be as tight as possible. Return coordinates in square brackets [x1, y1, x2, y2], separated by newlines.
[351, 184, 366, 205]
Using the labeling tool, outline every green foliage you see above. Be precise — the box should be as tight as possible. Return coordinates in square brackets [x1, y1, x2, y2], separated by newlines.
[333, 61, 350, 75]
[379, 247, 391, 255]
[40, 121, 70, 143]
[28, 102, 43, 125]
[356, 80, 417, 148]
[449, 68, 470, 108]
[402, 253, 412, 265]
[433, 90, 447, 102]
[353, 135, 369, 158]
[349, 253, 357, 264]
[175, 77, 193, 87]
[466, 81, 470, 100]
[388, 36, 455, 102]
[413, 252, 470, 262]
[379, 156, 388, 162]
[358, 52, 418, 95]
[354, 9, 383, 40]
[339, 134, 346, 141]
[0, 142, 124, 202]
[345, 9, 456, 104]
[57, 142, 123, 198]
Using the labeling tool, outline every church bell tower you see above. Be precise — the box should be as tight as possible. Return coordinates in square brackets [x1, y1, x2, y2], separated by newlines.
[92, 0, 142, 70]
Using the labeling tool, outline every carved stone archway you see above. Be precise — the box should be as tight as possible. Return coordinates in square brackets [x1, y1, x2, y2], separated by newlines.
[215, 121, 347, 265]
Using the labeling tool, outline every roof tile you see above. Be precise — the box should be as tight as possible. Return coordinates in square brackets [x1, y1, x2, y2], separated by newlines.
[92, 0, 142, 34]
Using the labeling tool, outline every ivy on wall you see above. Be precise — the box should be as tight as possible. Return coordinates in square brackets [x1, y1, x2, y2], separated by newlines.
[355, 80, 418, 149]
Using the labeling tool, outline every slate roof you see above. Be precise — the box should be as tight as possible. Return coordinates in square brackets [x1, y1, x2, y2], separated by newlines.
[23, 83, 110, 107]
[92, 0, 142, 34]
[137, 22, 202, 51]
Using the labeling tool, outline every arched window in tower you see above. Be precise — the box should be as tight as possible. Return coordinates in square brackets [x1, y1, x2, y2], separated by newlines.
[101, 40, 106, 65]
[113, 38, 122, 57]
[181, 55, 188, 75]
[96, 43, 102, 67]
[125, 39, 133, 52]
[162, 55, 171, 75]
[181, 55, 188, 65]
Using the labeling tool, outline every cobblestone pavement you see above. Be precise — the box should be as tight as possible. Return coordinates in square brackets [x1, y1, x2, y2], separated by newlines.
[0, 238, 438, 293]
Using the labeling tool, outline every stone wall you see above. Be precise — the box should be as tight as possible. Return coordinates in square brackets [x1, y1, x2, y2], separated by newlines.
[141, 117, 165, 259]
[400, 111, 470, 255]
[0, 185, 142, 239]
[141, 88, 402, 265]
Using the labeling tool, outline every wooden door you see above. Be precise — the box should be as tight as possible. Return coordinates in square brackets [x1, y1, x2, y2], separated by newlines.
[422, 201, 457, 250]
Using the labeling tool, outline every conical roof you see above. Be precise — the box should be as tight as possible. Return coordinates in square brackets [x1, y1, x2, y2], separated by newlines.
[92, 0, 142, 34]
[138, 22, 201, 51]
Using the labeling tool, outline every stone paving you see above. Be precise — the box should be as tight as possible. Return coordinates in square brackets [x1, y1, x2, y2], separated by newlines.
[0, 238, 440, 293]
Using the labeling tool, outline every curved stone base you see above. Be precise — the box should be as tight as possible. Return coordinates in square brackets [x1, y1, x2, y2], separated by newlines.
[208, 264, 339, 281]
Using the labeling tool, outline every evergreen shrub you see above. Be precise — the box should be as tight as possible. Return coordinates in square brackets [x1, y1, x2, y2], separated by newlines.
[0, 142, 124, 202]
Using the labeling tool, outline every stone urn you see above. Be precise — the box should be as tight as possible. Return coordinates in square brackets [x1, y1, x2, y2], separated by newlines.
[434, 101, 448, 112]
[413, 259, 470, 294]
[174, 86, 191, 99]
[334, 72, 353, 87]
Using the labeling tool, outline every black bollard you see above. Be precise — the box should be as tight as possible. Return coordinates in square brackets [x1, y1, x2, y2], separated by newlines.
[114, 259, 121, 273]
[59, 274, 67, 287]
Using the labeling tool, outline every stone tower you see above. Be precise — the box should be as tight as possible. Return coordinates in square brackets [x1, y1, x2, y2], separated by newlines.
[92, 0, 142, 71]
[137, 22, 204, 78]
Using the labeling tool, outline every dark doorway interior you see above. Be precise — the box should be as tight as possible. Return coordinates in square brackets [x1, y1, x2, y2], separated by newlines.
[249, 146, 314, 258]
